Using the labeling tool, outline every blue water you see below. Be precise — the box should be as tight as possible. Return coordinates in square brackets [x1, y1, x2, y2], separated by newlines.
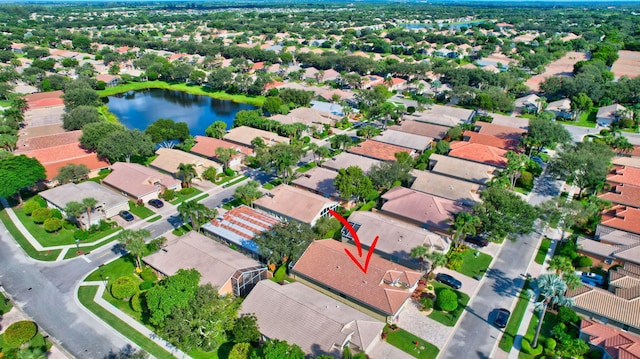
[104, 88, 257, 136]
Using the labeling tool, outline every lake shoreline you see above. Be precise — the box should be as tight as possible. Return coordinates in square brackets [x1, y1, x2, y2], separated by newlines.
[97, 80, 266, 107]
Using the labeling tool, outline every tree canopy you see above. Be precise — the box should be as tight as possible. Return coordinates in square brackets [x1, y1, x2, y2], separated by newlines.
[144, 118, 190, 144]
[62, 105, 102, 131]
[334, 166, 375, 202]
[549, 141, 614, 196]
[96, 129, 155, 163]
[253, 221, 315, 267]
[0, 155, 46, 203]
[79, 121, 125, 151]
[145, 269, 201, 326]
[473, 186, 538, 240]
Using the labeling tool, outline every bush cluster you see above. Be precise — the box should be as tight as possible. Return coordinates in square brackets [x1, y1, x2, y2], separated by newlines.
[111, 276, 139, 300]
[31, 207, 52, 224]
[521, 338, 544, 355]
[43, 217, 63, 232]
[130, 291, 146, 312]
[162, 189, 176, 201]
[3, 320, 37, 348]
[22, 200, 41, 216]
[436, 289, 458, 312]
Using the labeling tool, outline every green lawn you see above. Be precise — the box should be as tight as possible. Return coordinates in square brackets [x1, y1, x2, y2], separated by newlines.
[169, 188, 203, 205]
[499, 280, 531, 352]
[0, 209, 61, 261]
[0, 332, 51, 355]
[147, 215, 162, 223]
[85, 255, 138, 282]
[428, 282, 470, 327]
[172, 224, 193, 236]
[224, 176, 248, 187]
[97, 81, 265, 106]
[63, 237, 120, 259]
[222, 198, 243, 210]
[562, 108, 597, 128]
[128, 201, 155, 219]
[0, 292, 12, 315]
[534, 238, 552, 265]
[78, 286, 174, 359]
[295, 162, 317, 173]
[383, 325, 439, 359]
[262, 178, 283, 190]
[458, 249, 493, 278]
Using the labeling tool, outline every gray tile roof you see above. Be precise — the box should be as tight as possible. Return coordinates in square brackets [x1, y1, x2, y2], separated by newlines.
[39, 181, 127, 213]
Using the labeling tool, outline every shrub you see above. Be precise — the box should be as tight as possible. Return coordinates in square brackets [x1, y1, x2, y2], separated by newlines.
[420, 296, 433, 310]
[545, 338, 557, 351]
[229, 342, 253, 359]
[302, 136, 310, 144]
[162, 189, 176, 201]
[50, 208, 63, 219]
[436, 289, 458, 312]
[139, 281, 154, 291]
[359, 200, 376, 211]
[517, 171, 534, 190]
[22, 200, 41, 215]
[3, 320, 37, 348]
[43, 217, 63, 232]
[98, 220, 112, 231]
[521, 338, 543, 355]
[31, 207, 52, 224]
[179, 187, 195, 195]
[74, 230, 89, 240]
[201, 166, 218, 181]
[140, 267, 157, 282]
[148, 237, 167, 252]
[619, 117, 635, 129]
[111, 276, 139, 300]
[224, 167, 235, 176]
[32, 195, 47, 207]
[63, 220, 76, 230]
[574, 255, 593, 268]
[558, 307, 580, 324]
[130, 291, 146, 312]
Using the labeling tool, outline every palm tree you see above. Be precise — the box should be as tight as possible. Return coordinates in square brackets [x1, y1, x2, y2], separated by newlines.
[64, 201, 86, 230]
[117, 229, 150, 271]
[358, 125, 378, 140]
[527, 274, 575, 348]
[452, 212, 481, 248]
[177, 163, 198, 188]
[410, 245, 429, 272]
[82, 197, 98, 228]
[215, 147, 237, 171]
[547, 256, 573, 275]
[177, 200, 217, 231]
[425, 251, 448, 280]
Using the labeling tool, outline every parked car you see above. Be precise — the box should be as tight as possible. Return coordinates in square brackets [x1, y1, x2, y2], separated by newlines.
[530, 156, 544, 164]
[148, 199, 164, 208]
[494, 308, 511, 328]
[435, 273, 462, 290]
[119, 210, 134, 222]
[576, 271, 604, 285]
[464, 235, 489, 247]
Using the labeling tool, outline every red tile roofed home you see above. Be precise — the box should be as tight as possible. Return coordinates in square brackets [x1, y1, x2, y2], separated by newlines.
[348, 140, 414, 162]
[608, 165, 640, 188]
[15, 130, 82, 153]
[24, 90, 64, 110]
[24, 143, 109, 180]
[449, 141, 508, 167]
[463, 131, 519, 151]
[291, 239, 422, 322]
[600, 184, 640, 209]
[190, 136, 253, 170]
[264, 80, 285, 91]
[598, 205, 640, 236]
[580, 319, 640, 358]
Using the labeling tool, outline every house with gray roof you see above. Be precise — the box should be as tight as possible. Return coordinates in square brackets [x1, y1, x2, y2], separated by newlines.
[240, 280, 384, 357]
[143, 231, 267, 297]
[223, 126, 289, 148]
[291, 167, 340, 201]
[428, 154, 498, 185]
[343, 211, 449, 269]
[39, 181, 128, 226]
[596, 104, 627, 127]
[253, 184, 338, 226]
[411, 171, 483, 206]
[412, 104, 475, 127]
[321, 152, 382, 174]
[102, 162, 181, 202]
[389, 120, 449, 140]
[372, 130, 433, 153]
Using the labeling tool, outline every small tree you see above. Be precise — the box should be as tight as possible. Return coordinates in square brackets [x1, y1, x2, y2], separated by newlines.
[205, 121, 228, 139]
[43, 217, 63, 232]
[82, 197, 98, 228]
[426, 251, 448, 279]
[215, 147, 237, 171]
[118, 229, 151, 271]
[231, 314, 261, 344]
[3, 321, 37, 348]
[177, 163, 199, 188]
[436, 289, 458, 312]
[229, 343, 253, 359]
[234, 180, 262, 205]
[32, 207, 52, 224]
[23, 200, 41, 215]
[111, 276, 139, 300]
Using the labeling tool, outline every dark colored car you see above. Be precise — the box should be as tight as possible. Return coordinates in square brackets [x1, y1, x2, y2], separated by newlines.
[148, 199, 164, 208]
[435, 273, 462, 290]
[119, 210, 134, 222]
[494, 308, 511, 328]
[464, 235, 489, 247]
[530, 156, 544, 164]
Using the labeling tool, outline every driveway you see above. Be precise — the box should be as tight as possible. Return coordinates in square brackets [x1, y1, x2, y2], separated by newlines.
[369, 340, 414, 359]
[397, 300, 453, 349]
[528, 174, 564, 206]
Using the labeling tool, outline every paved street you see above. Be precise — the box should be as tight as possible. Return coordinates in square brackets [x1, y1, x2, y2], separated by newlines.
[439, 228, 543, 359]
[528, 173, 564, 206]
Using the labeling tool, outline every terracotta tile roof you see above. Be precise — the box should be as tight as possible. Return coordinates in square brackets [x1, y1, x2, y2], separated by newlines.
[380, 186, 469, 232]
[581, 319, 640, 359]
[21, 142, 108, 180]
[292, 239, 422, 316]
[411, 171, 483, 206]
[190, 136, 253, 160]
[24, 90, 64, 103]
[42, 154, 110, 180]
[463, 131, 519, 150]
[449, 141, 508, 167]
[428, 154, 497, 185]
[389, 120, 449, 140]
[150, 148, 220, 175]
[632, 146, 640, 157]
[568, 284, 640, 331]
[608, 166, 640, 187]
[103, 162, 181, 199]
[15, 130, 82, 153]
[600, 184, 640, 208]
[223, 126, 289, 147]
[348, 140, 413, 162]
[600, 206, 640, 235]
[474, 121, 526, 140]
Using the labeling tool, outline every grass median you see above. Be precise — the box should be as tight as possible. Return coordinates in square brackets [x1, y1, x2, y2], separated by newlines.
[499, 280, 531, 352]
[0, 209, 60, 261]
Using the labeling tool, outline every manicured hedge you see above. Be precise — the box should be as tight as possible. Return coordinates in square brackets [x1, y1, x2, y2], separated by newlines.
[3, 320, 37, 348]
[111, 276, 138, 300]
[436, 289, 458, 312]
[521, 338, 544, 356]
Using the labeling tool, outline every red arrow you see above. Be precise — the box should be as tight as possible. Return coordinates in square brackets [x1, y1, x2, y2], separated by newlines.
[329, 209, 379, 274]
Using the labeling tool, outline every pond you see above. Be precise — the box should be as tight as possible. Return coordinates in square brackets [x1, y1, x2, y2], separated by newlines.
[104, 88, 258, 136]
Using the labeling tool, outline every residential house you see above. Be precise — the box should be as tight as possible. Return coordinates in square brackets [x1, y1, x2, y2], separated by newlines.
[360, 75, 385, 89]
[223, 126, 289, 148]
[291, 239, 422, 322]
[201, 205, 281, 258]
[388, 77, 407, 91]
[567, 263, 640, 334]
[253, 184, 338, 226]
[515, 94, 541, 114]
[321, 152, 383, 174]
[597, 206, 640, 237]
[310, 101, 345, 117]
[463, 131, 519, 151]
[580, 319, 640, 359]
[380, 186, 469, 236]
[474, 121, 527, 141]
[348, 140, 414, 162]
[428, 154, 497, 185]
[577, 230, 640, 267]
[274, 107, 341, 127]
[449, 141, 508, 167]
[320, 69, 341, 82]
[389, 121, 449, 140]
[143, 232, 267, 297]
[613, 156, 640, 169]
[24, 90, 64, 110]
[240, 280, 384, 358]
[599, 184, 640, 209]
[190, 136, 253, 170]
[291, 167, 340, 201]
[597, 104, 628, 127]
[39, 181, 128, 226]
[411, 171, 483, 206]
[608, 166, 640, 188]
[479, 114, 529, 131]
[371, 130, 433, 153]
[343, 211, 449, 269]
[102, 162, 181, 202]
[546, 99, 574, 120]
[412, 105, 475, 127]
[95, 74, 120, 87]
[150, 148, 221, 179]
